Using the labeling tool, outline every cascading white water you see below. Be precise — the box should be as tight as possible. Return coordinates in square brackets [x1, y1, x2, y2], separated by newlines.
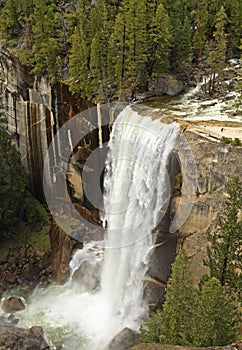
[100, 107, 179, 331]
[15, 106, 179, 350]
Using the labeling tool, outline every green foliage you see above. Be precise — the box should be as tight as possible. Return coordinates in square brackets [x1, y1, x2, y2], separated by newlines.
[162, 0, 194, 71]
[69, 22, 90, 97]
[204, 177, 242, 303]
[225, 0, 242, 55]
[193, 0, 209, 67]
[112, 0, 148, 98]
[29, 0, 64, 83]
[207, 5, 228, 93]
[148, 3, 172, 78]
[220, 136, 242, 146]
[140, 310, 163, 343]
[139, 251, 240, 347]
[161, 249, 197, 346]
[89, 0, 114, 102]
[0, 0, 241, 100]
[175, 172, 183, 190]
[194, 277, 239, 346]
[0, 0, 20, 40]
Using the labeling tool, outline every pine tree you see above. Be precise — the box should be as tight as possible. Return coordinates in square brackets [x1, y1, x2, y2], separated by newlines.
[0, 0, 20, 40]
[148, 3, 172, 79]
[112, 0, 148, 99]
[207, 5, 227, 93]
[194, 277, 239, 347]
[204, 177, 242, 303]
[68, 0, 92, 97]
[89, 0, 114, 102]
[161, 249, 197, 345]
[30, 0, 63, 82]
[69, 24, 90, 97]
[111, 12, 126, 97]
[224, 0, 242, 56]
[193, 0, 209, 69]
[176, 16, 193, 75]
[162, 0, 194, 71]
[140, 309, 163, 343]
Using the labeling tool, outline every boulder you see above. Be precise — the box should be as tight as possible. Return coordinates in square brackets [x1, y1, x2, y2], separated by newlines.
[0, 321, 50, 350]
[199, 99, 218, 107]
[5, 271, 18, 284]
[72, 259, 101, 291]
[1, 297, 25, 314]
[154, 75, 184, 97]
[109, 328, 139, 350]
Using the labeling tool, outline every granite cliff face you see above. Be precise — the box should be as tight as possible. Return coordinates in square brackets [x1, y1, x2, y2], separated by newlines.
[0, 47, 85, 201]
[175, 126, 242, 283]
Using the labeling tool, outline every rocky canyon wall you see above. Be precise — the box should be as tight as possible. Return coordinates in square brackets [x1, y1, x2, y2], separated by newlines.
[0, 47, 91, 201]
[177, 128, 242, 283]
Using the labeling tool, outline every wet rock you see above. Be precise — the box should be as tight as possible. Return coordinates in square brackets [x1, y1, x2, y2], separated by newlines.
[154, 75, 184, 97]
[2, 297, 25, 314]
[0, 324, 50, 350]
[7, 314, 19, 325]
[5, 271, 18, 284]
[143, 276, 166, 311]
[199, 99, 218, 107]
[72, 259, 101, 291]
[22, 263, 40, 282]
[49, 221, 82, 284]
[109, 328, 139, 350]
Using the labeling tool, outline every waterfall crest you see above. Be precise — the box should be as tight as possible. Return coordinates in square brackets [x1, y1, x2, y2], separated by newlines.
[17, 106, 179, 350]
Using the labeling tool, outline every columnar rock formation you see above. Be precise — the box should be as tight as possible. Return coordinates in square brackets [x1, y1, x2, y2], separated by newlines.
[0, 47, 85, 201]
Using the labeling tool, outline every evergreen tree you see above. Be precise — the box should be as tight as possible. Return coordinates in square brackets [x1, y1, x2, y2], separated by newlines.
[207, 5, 227, 93]
[0, 0, 20, 40]
[148, 3, 172, 80]
[204, 177, 242, 302]
[89, 0, 114, 102]
[29, 0, 63, 82]
[140, 309, 163, 343]
[176, 16, 193, 75]
[112, 0, 148, 98]
[194, 277, 239, 347]
[68, 0, 93, 97]
[193, 0, 209, 69]
[161, 249, 197, 345]
[162, 0, 194, 71]
[17, 0, 34, 49]
[206, 0, 223, 36]
[111, 12, 126, 97]
[69, 23, 90, 97]
[225, 0, 242, 56]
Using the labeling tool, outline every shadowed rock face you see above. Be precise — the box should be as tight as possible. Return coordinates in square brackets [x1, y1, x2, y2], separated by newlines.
[0, 48, 85, 202]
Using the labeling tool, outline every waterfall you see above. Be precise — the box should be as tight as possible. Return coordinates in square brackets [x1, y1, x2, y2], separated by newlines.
[17, 106, 179, 350]
[100, 107, 179, 329]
